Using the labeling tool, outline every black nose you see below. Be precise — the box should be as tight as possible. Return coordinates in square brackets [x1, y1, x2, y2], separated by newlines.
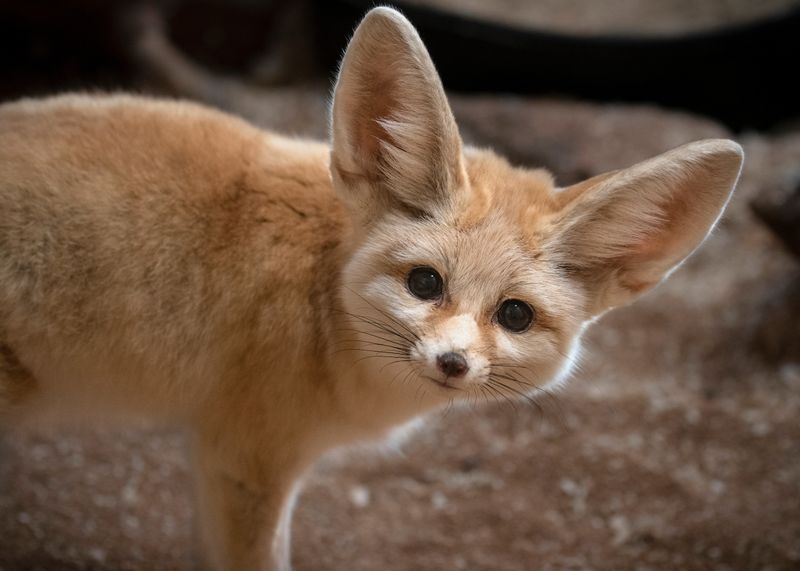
[436, 352, 469, 378]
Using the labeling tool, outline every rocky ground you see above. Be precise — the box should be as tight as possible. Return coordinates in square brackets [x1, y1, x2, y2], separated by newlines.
[404, 0, 799, 35]
[1, 85, 799, 571]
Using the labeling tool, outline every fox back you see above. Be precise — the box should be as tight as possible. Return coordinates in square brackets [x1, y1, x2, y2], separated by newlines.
[0, 7, 743, 571]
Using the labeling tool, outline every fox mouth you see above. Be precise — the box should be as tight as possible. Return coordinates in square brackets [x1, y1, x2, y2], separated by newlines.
[421, 375, 461, 391]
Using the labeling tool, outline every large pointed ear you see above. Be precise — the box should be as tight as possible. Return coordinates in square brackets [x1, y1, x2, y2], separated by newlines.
[548, 139, 744, 316]
[330, 7, 466, 223]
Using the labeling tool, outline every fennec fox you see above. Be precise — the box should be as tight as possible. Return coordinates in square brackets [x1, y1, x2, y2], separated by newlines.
[0, 7, 742, 571]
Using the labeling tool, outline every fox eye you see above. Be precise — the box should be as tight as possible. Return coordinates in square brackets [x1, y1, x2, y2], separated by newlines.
[496, 299, 535, 333]
[407, 266, 443, 300]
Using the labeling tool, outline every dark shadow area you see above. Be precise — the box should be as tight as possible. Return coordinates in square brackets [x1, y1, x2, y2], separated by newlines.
[2, 1, 799, 131]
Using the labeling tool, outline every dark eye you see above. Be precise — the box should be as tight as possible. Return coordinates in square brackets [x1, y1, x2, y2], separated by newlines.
[496, 299, 535, 333]
[407, 266, 443, 300]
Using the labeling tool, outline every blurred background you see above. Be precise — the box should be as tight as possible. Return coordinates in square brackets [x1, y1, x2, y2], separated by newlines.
[1, 1, 799, 569]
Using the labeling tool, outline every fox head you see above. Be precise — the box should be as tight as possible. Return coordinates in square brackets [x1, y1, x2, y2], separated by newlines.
[329, 8, 742, 406]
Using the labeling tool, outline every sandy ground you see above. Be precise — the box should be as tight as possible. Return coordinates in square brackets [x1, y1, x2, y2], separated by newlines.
[1, 90, 799, 570]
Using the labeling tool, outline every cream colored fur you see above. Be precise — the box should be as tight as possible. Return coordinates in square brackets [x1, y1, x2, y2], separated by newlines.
[0, 7, 742, 571]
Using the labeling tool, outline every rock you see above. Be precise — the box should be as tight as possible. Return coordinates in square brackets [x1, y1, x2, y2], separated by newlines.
[451, 95, 730, 183]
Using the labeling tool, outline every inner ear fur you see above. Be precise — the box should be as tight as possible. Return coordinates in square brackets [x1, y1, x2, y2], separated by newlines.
[330, 7, 466, 221]
[549, 139, 744, 315]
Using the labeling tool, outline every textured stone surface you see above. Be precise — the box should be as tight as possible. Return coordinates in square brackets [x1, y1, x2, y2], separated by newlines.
[1, 91, 799, 571]
[403, 0, 797, 35]
[451, 95, 731, 183]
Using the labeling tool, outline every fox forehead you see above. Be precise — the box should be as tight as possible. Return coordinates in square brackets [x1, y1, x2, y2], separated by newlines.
[372, 147, 561, 258]
[406, 148, 558, 245]
[458, 147, 559, 235]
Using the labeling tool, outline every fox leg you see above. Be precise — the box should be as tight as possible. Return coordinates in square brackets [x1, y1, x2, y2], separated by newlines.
[0, 343, 37, 417]
[192, 442, 298, 571]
